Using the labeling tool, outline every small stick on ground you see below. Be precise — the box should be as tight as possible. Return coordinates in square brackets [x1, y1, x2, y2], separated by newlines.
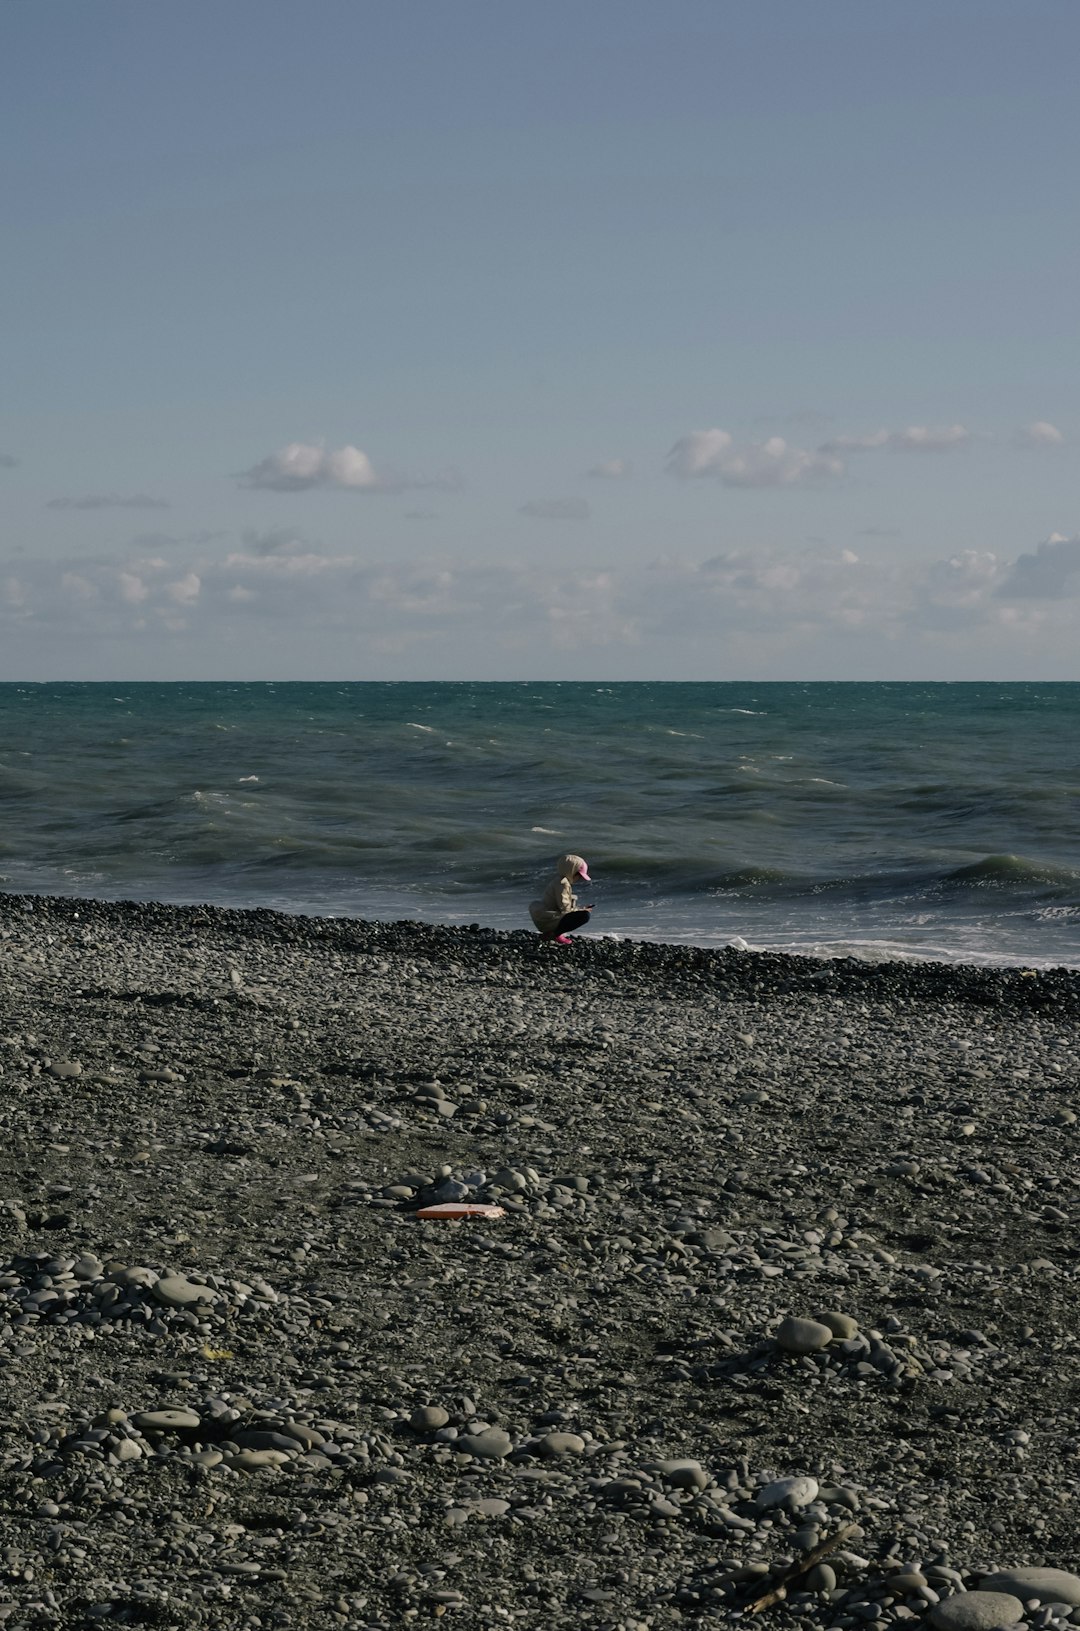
[743, 1522, 861, 1613]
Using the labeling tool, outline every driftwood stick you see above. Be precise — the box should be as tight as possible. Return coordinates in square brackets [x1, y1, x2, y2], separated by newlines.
[743, 1522, 861, 1613]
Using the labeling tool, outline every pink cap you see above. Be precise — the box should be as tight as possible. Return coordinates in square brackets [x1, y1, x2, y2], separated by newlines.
[577, 861, 591, 882]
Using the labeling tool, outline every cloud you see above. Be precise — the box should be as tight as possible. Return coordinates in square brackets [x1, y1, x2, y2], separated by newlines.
[241, 526, 313, 557]
[1014, 420, 1065, 448]
[165, 572, 201, 606]
[668, 430, 844, 487]
[888, 424, 970, 452]
[46, 492, 171, 511]
[0, 454, 18, 469]
[3, 527, 1077, 672]
[911, 549, 1008, 629]
[239, 441, 462, 494]
[997, 533, 1080, 599]
[119, 571, 150, 605]
[818, 425, 969, 456]
[60, 572, 98, 601]
[818, 430, 890, 455]
[519, 497, 591, 520]
[586, 458, 630, 479]
[240, 442, 378, 492]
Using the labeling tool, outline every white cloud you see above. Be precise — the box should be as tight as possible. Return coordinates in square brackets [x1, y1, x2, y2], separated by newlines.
[240, 442, 379, 492]
[119, 572, 150, 605]
[668, 430, 844, 487]
[239, 442, 462, 494]
[586, 458, 630, 479]
[47, 492, 171, 510]
[60, 572, 97, 600]
[3, 527, 1078, 674]
[997, 533, 1080, 599]
[819, 425, 969, 456]
[818, 430, 890, 454]
[166, 572, 201, 606]
[1014, 420, 1065, 447]
[888, 424, 970, 452]
[520, 497, 591, 520]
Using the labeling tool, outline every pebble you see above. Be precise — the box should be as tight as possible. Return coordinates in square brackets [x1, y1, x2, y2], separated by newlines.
[756, 1475, 819, 1510]
[890, 1572, 930, 1594]
[651, 1458, 707, 1490]
[232, 1429, 301, 1453]
[152, 1275, 215, 1309]
[132, 1409, 201, 1432]
[929, 1592, 1025, 1631]
[411, 1405, 450, 1431]
[979, 1571, 1080, 1608]
[540, 1432, 586, 1456]
[817, 1311, 860, 1339]
[227, 1448, 293, 1471]
[459, 1428, 512, 1459]
[775, 1317, 834, 1355]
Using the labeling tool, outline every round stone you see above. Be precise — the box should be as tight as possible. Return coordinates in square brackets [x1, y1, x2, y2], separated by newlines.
[756, 1475, 819, 1510]
[776, 1317, 834, 1355]
[473, 1497, 511, 1517]
[806, 1564, 837, 1593]
[929, 1591, 1024, 1631]
[891, 1572, 930, 1594]
[817, 1311, 859, 1339]
[978, 1571, 1080, 1608]
[459, 1428, 512, 1459]
[651, 1457, 707, 1490]
[232, 1429, 299, 1453]
[228, 1448, 292, 1471]
[411, 1405, 450, 1432]
[278, 1422, 324, 1450]
[152, 1275, 215, 1309]
[113, 1265, 158, 1289]
[133, 1409, 201, 1432]
[540, 1431, 586, 1456]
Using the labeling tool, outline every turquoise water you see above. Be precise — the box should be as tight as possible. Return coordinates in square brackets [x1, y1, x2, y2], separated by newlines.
[1, 681, 1079, 965]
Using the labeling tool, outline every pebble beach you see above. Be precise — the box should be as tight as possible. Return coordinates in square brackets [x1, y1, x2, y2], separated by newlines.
[1, 893, 1079, 1630]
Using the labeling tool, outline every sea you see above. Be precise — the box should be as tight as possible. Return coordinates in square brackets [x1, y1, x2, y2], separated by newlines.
[1, 681, 1078, 968]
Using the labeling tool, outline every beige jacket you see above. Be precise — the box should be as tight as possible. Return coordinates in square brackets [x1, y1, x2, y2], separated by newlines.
[529, 854, 587, 934]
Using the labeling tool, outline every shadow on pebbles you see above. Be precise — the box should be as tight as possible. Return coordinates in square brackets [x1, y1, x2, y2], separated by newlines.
[0, 894, 1078, 1629]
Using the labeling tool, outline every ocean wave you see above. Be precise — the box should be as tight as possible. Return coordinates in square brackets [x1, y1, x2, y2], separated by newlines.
[3, 679, 1080, 965]
[944, 853, 1080, 889]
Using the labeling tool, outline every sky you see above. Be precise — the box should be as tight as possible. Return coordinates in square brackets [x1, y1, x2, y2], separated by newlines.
[2, 0, 1079, 681]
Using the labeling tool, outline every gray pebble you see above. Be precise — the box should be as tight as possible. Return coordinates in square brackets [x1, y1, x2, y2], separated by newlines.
[979, 1571, 1080, 1608]
[929, 1591, 1024, 1631]
[459, 1428, 512, 1459]
[776, 1317, 833, 1355]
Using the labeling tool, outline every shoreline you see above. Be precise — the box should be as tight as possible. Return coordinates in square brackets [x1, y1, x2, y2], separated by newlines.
[5, 886, 1080, 998]
[1, 891, 1078, 1627]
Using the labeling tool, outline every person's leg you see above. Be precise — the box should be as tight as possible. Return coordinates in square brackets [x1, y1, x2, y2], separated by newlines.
[551, 909, 590, 943]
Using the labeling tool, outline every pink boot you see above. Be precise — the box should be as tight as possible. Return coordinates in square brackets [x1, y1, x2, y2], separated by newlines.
[555, 933, 574, 944]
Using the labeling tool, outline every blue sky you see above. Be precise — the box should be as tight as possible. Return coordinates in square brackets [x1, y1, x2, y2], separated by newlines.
[2, 0, 1078, 679]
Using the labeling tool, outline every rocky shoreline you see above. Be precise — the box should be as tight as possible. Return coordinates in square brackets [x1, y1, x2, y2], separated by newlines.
[0, 892, 1078, 1630]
